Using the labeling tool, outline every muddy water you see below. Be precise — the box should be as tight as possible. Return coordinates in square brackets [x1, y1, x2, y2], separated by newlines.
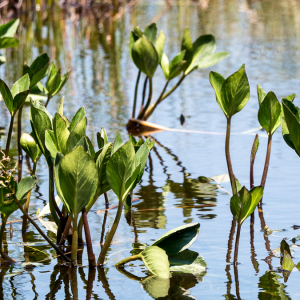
[0, 0, 300, 298]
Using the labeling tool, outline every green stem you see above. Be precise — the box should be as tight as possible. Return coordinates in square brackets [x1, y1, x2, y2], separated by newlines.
[82, 208, 96, 267]
[225, 117, 237, 195]
[17, 105, 23, 161]
[71, 215, 78, 266]
[233, 223, 241, 263]
[5, 114, 15, 156]
[13, 194, 71, 262]
[160, 74, 185, 101]
[0, 216, 8, 256]
[45, 94, 51, 108]
[132, 71, 141, 119]
[144, 80, 169, 121]
[250, 134, 259, 224]
[115, 253, 141, 267]
[48, 166, 61, 225]
[59, 215, 71, 246]
[97, 199, 123, 266]
[137, 78, 153, 120]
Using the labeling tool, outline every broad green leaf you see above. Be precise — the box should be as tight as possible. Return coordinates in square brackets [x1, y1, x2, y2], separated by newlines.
[74, 136, 90, 155]
[132, 35, 159, 78]
[45, 130, 59, 159]
[257, 84, 267, 106]
[181, 27, 193, 67]
[97, 127, 108, 149]
[30, 64, 49, 88]
[0, 37, 19, 49]
[258, 91, 282, 135]
[185, 35, 216, 75]
[280, 240, 292, 263]
[85, 135, 95, 159]
[16, 176, 37, 200]
[11, 74, 30, 98]
[30, 53, 50, 75]
[46, 63, 59, 92]
[53, 113, 70, 155]
[129, 134, 137, 146]
[250, 134, 259, 164]
[0, 198, 26, 218]
[20, 133, 41, 162]
[0, 79, 13, 114]
[69, 107, 85, 133]
[129, 31, 140, 61]
[12, 90, 30, 115]
[141, 246, 170, 278]
[230, 186, 263, 224]
[281, 116, 295, 151]
[296, 262, 300, 271]
[283, 94, 295, 102]
[30, 99, 52, 160]
[66, 117, 87, 153]
[282, 99, 300, 156]
[169, 51, 185, 71]
[58, 96, 64, 115]
[111, 131, 123, 155]
[221, 68, 250, 118]
[169, 250, 207, 275]
[57, 146, 98, 217]
[161, 52, 169, 80]
[282, 251, 294, 272]
[143, 23, 157, 44]
[169, 61, 187, 80]
[141, 276, 170, 299]
[152, 223, 200, 256]
[155, 30, 165, 63]
[197, 52, 229, 69]
[209, 71, 225, 115]
[0, 19, 19, 37]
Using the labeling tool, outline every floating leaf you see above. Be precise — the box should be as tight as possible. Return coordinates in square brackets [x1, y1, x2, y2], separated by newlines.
[141, 276, 170, 298]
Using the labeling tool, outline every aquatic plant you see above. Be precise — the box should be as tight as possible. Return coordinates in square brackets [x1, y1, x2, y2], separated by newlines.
[127, 23, 229, 131]
[115, 223, 205, 278]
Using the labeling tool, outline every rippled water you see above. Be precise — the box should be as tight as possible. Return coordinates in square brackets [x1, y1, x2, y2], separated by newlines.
[1, 0, 300, 299]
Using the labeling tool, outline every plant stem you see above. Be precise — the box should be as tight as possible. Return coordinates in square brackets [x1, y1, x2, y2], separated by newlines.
[71, 216, 78, 266]
[45, 94, 51, 108]
[225, 117, 237, 195]
[250, 134, 259, 224]
[137, 78, 153, 120]
[0, 216, 8, 257]
[160, 74, 185, 102]
[22, 162, 36, 232]
[115, 254, 141, 267]
[144, 81, 169, 121]
[82, 208, 96, 267]
[104, 192, 109, 209]
[260, 134, 272, 206]
[97, 199, 123, 266]
[5, 114, 15, 156]
[49, 167, 61, 225]
[140, 76, 148, 111]
[13, 194, 71, 262]
[59, 215, 72, 246]
[233, 223, 241, 263]
[132, 71, 141, 119]
[17, 106, 23, 161]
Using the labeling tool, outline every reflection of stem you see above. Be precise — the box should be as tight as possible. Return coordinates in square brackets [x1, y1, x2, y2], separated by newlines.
[5, 114, 15, 156]
[226, 217, 236, 263]
[132, 71, 141, 118]
[0, 216, 8, 257]
[233, 263, 241, 300]
[131, 211, 139, 244]
[12, 194, 71, 262]
[250, 220, 259, 273]
[70, 268, 78, 300]
[97, 199, 123, 266]
[86, 268, 96, 300]
[260, 134, 272, 206]
[116, 266, 141, 281]
[233, 223, 241, 263]
[225, 264, 233, 296]
[98, 267, 116, 300]
[82, 208, 96, 267]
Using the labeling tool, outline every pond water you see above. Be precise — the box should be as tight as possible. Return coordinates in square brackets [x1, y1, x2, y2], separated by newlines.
[1, 0, 300, 298]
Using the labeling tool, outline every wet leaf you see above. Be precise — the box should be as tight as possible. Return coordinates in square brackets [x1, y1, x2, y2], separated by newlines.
[141, 246, 170, 278]
[141, 276, 170, 298]
[282, 250, 294, 272]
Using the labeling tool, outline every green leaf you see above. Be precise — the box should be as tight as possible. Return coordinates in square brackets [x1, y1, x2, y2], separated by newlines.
[250, 134, 259, 165]
[0, 37, 19, 49]
[185, 35, 216, 75]
[16, 176, 37, 200]
[283, 94, 295, 102]
[141, 246, 170, 278]
[66, 116, 87, 153]
[30, 64, 49, 88]
[296, 261, 300, 271]
[281, 116, 296, 151]
[282, 251, 294, 272]
[12, 90, 30, 115]
[258, 91, 282, 135]
[282, 99, 300, 156]
[11, 74, 30, 98]
[141, 276, 170, 299]
[0, 19, 19, 37]
[53, 113, 70, 155]
[106, 141, 140, 202]
[30, 99, 52, 160]
[20, 133, 41, 162]
[45, 130, 59, 159]
[152, 223, 200, 256]
[129, 31, 140, 61]
[57, 146, 98, 217]
[58, 97, 64, 115]
[0, 79, 13, 114]
[181, 28, 193, 68]
[220, 68, 250, 118]
[257, 84, 267, 106]
[97, 127, 108, 149]
[230, 186, 263, 224]
[111, 131, 123, 155]
[69, 107, 85, 133]
[132, 35, 159, 78]
[85, 135, 95, 159]
[161, 52, 169, 80]
[197, 52, 229, 69]
[169, 250, 207, 275]
[209, 71, 226, 116]
[143, 23, 157, 44]
[30, 53, 50, 75]
[280, 240, 292, 263]
[155, 30, 165, 63]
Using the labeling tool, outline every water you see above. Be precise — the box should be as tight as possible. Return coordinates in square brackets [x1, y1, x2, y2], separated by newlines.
[1, 0, 300, 298]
